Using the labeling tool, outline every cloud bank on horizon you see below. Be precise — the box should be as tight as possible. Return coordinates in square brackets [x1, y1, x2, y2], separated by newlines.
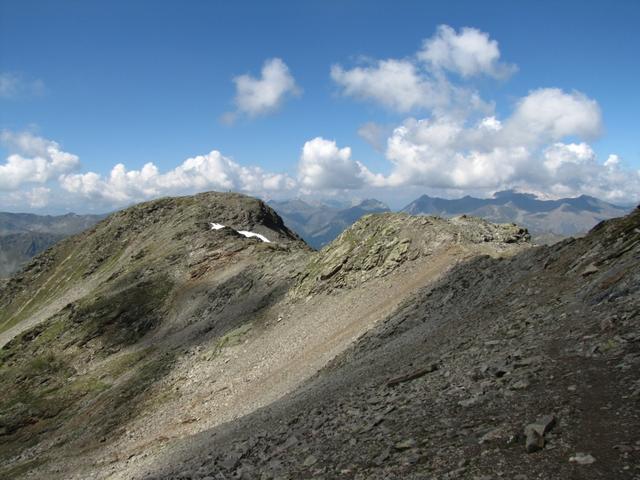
[1, 24, 639, 211]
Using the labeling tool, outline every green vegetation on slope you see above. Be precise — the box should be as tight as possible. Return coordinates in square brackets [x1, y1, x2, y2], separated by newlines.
[0, 192, 309, 477]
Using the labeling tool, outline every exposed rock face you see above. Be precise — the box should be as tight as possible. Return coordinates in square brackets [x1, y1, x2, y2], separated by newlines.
[292, 212, 529, 298]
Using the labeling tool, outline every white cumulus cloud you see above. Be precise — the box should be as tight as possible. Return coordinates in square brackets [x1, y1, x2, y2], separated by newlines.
[370, 88, 639, 203]
[225, 58, 300, 121]
[505, 88, 602, 145]
[300, 75, 637, 202]
[298, 137, 383, 190]
[418, 25, 516, 78]
[540, 143, 640, 201]
[543, 142, 595, 173]
[60, 150, 296, 206]
[330, 25, 511, 114]
[383, 116, 527, 189]
[0, 131, 80, 190]
[330, 59, 448, 113]
[604, 154, 620, 169]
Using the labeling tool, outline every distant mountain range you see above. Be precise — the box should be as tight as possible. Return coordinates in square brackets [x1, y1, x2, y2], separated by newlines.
[269, 198, 390, 249]
[270, 191, 630, 248]
[401, 190, 630, 242]
[0, 212, 105, 277]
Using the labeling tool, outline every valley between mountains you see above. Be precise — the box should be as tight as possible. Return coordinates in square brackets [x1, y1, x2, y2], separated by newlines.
[0, 192, 638, 479]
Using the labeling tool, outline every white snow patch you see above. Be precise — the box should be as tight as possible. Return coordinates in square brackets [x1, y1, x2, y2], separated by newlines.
[238, 230, 271, 243]
[210, 221, 271, 243]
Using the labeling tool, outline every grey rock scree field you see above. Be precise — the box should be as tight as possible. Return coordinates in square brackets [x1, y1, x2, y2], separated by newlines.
[0, 192, 638, 479]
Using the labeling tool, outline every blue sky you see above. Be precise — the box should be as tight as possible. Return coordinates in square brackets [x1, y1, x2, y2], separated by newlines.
[1, 0, 639, 212]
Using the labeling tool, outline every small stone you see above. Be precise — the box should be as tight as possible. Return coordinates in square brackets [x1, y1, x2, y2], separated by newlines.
[569, 452, 596, 465]
[600, 317, 615, 330]
[525, 428, 544, 453]
[581, 264, 599, 276]
[479, 427, 505, 444]
[220, 451, 242, 470]
[373, 449, 390, 466]
[302, 454, 318, 467]
[458, 397, 480, 407]
[529, 414, 556, 436]
[510, 379, 530, 390]
[513, 356, 542, 368]
[394, 438, 417, 450]
[445, 467, 467, 478]
[613, 444, 634, 453]
[524, 414, 555, 453]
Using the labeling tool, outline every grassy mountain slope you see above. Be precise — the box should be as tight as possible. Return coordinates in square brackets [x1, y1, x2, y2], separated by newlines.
[0, 192, 309, 478]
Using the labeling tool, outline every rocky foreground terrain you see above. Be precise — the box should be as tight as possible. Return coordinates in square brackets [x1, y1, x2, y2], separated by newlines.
[0, 192, 637, 479]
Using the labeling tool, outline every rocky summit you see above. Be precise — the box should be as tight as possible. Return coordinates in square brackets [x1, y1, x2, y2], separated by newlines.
[0, 191, 638, 480]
